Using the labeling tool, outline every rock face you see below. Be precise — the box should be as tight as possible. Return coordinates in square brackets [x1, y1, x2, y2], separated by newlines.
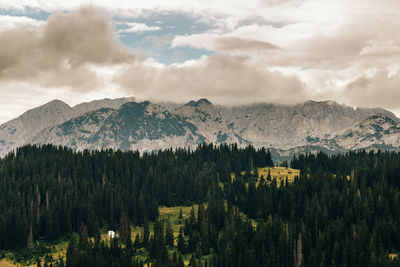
[324, 114, 400, 150]
[174, 99, 242, 145]
[31, 101, 204, 153]
[0, 100, 72, 156]
[0, 97, 136, 156]
[1, 97, 400, 159]
[218, 100, 397, 149]
[70, 97, 136, 118]
[271, 113, 400, 162]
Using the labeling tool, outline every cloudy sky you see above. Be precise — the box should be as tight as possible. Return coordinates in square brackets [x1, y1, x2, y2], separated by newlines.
[0, 0, 400, 123]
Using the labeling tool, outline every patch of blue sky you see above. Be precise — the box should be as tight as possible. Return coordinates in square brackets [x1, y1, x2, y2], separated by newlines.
[0, 7, 50, 21]
[0, 8, 215, 64]
[114, 11, 213, 35]
[156, 46, 213, 65]
[114, 12, 215, 64]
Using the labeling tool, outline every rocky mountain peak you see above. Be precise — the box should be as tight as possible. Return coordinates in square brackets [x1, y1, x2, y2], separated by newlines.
[180, 98, 224, 118]
[176, 99, 217, 117]
[10, 99, 72, 136]
[71, 97, 136, 117]
[185, 98, 212, 107]
[44, 99, 71, 108]
[23, 99, 71, 117]
[174, 99, 241, 144]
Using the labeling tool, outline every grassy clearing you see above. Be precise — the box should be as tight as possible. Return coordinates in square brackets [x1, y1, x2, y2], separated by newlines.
[231, 166, 301, 187]
[258, 166, 300, 185]
[156, 204, 212, 265]
[130, 204, 202, 265]
[127, 204, 202, 244]
[0, 258, 36, 267]
[0, 239, 68, 267]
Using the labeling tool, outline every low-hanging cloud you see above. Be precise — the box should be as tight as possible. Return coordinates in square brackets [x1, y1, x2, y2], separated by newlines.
[344, 70, 400, 109]
[0, 6, 136, 90]
[116, 54, 307, 105]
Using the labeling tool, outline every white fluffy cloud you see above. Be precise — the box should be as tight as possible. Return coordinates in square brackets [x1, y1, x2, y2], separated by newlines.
[0, 15, 43, 30]
[117, 22, 161, 34]
[116, 54, 307, 105]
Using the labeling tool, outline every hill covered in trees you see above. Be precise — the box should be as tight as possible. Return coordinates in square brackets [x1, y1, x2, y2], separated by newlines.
[1, 144, 400, 266]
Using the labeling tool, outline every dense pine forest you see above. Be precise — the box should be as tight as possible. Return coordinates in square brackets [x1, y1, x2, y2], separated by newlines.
[1, 144, 400, 266]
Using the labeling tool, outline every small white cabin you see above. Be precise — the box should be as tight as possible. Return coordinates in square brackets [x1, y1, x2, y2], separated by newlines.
[107, 230, 116, 238]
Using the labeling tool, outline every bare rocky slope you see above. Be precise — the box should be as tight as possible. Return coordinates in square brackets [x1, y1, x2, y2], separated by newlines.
[218, 100, 397, 149]
[313, 114, 400, 151]
[0, 97, 135, 156]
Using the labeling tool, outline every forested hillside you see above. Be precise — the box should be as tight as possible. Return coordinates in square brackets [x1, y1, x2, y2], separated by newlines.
[0, 144, 271, 250]
[1, 145, 400, 266]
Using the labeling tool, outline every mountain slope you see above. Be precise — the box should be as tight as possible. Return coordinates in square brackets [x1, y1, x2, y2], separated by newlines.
[70, 97, 136, 118]
[0, 100, 72, 156]
[174, 98, 243, 144]
[328, 114, 400, 150]
[271, 113, 400, 162]
[219, 100, 397, 149]
[0, 97, 136, 156]
[31, 101, 205, 152]
[31, 99, 245, 153]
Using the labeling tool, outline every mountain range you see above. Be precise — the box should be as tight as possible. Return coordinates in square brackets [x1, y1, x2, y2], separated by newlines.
[1, 97, 400, 161]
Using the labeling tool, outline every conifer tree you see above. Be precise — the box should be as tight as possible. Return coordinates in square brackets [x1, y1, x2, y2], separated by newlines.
[119, 212, 131, 245]
[27, 224, 34, 250]
[177, 228, 186, 253]
[143, 221, 150, 249]
[165, 219, 174, 247]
